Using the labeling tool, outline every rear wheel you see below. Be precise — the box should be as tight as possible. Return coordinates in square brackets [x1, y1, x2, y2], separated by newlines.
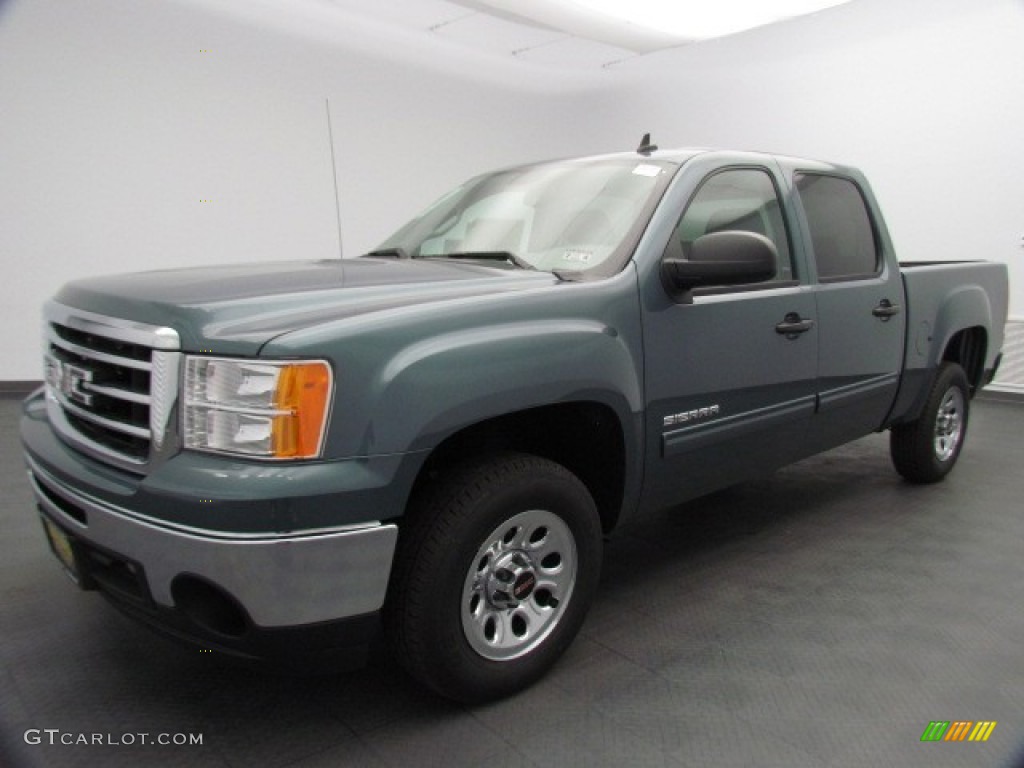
[386, 452, 602, 703]
[890, 362, 970, 483]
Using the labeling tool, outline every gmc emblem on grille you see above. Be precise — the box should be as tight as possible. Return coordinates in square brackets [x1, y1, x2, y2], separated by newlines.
[45, 355, 94, 407]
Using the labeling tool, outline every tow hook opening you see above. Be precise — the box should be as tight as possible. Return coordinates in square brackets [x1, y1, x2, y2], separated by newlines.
[171, 575, 250, 639]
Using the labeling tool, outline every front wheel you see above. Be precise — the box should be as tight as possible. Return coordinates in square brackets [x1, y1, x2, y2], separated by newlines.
[890, 362, 970, 483]
[386, 452, 602, 703]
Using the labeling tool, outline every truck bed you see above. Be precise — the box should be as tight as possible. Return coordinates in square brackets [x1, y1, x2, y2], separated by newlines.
[889, 260, 1009, 422]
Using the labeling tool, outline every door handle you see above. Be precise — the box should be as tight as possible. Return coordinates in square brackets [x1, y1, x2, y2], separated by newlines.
[775, 312, 814, 339]
[872, 299, 901, 320]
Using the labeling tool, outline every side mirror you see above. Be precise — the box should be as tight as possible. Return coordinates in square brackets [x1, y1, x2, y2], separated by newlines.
[662, 231, 777, 298]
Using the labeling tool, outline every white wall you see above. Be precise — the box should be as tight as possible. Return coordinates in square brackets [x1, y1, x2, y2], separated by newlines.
[0, 0, 627, 380]
[2, 0, 1022, 381]
[613, 0, 1024, 307]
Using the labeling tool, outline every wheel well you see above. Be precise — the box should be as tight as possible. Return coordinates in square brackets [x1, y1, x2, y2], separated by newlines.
[411, 402, 626, 533]
[942, 326, 987, 394]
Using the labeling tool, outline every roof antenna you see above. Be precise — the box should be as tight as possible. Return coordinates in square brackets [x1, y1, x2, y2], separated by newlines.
[636, 132, 658, 156]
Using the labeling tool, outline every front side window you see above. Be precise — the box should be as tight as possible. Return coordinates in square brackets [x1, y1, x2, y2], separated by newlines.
[795, 173, 879, 281]
[666, 168, 795, 286]
[373, 159, 676, 278]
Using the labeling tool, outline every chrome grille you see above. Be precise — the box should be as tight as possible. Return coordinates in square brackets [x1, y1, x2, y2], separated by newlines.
[43, 302, 181, 472]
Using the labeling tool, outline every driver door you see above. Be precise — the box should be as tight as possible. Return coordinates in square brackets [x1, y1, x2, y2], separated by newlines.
[641, 165, 818, 510]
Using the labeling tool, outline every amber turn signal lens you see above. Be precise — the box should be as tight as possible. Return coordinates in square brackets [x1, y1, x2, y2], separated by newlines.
[272, 362, 332, 458]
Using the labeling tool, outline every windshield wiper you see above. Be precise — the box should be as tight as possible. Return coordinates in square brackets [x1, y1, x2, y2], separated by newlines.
[551, 269, 583, 282]
[363, 247, 410, 259]
[438, 251, 537, 271]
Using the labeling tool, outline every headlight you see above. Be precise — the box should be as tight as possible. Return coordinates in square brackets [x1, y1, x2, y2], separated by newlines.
[183, 357, 333, 459]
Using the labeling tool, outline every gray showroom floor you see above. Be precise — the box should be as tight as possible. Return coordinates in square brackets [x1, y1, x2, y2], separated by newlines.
[1, 394, 1022, 768]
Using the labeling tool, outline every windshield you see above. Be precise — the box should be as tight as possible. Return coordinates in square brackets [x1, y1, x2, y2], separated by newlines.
[372, 158, 677, 277]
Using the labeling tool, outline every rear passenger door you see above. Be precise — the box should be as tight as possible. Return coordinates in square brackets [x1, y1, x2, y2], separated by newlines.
[793, 172, 904, 451]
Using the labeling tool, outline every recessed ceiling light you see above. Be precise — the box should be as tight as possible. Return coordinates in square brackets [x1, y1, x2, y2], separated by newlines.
[567, 0, 853, 40]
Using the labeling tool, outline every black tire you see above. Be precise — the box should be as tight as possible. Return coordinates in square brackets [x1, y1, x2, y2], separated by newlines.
[385, 452, 602, 703]
[890, 362, 970, 484]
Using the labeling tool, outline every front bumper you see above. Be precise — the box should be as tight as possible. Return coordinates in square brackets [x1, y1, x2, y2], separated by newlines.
[21, 390, 403, 662]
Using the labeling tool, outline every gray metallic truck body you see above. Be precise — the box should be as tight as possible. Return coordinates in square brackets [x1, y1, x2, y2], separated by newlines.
[20, 149, 1008, 670]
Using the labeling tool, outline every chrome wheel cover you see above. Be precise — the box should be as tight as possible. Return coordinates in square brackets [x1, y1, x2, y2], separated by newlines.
[933, 387, 965, 462]
[461, 509, 577, 661]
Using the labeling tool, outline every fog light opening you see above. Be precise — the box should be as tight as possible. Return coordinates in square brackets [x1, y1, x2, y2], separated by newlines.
[171, 575, 250, 639]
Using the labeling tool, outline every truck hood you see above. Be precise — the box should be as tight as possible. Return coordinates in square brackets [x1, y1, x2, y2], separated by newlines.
[54, 257, 557, 354]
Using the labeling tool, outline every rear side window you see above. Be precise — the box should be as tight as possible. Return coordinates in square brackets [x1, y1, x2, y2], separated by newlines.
[795, 174, 879, 281]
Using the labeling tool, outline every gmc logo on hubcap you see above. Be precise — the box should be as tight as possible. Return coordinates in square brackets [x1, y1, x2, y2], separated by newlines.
[513, 572, 536, 600]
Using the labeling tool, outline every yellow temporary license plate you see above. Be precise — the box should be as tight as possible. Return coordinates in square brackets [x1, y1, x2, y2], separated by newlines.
[42, 517, 79, 583]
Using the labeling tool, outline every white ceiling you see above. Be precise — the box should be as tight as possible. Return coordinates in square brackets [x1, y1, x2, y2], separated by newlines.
[323, 0, 854, 69]
[323, 0, 641, 68]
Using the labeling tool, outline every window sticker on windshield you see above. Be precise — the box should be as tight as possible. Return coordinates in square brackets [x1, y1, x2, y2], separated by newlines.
[632, 164, 661, 177]
[563, 249, 593, 262]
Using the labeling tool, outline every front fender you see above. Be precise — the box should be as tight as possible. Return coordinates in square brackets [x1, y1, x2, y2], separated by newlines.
[259, 266, 647, 464]
[368, 318, 642, 453]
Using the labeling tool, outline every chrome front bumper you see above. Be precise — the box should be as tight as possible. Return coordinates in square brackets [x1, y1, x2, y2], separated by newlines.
[27, 455, 398, 629]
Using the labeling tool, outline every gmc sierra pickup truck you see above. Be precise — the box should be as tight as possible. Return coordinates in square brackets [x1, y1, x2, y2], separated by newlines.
[22, 146, 1008, 702]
